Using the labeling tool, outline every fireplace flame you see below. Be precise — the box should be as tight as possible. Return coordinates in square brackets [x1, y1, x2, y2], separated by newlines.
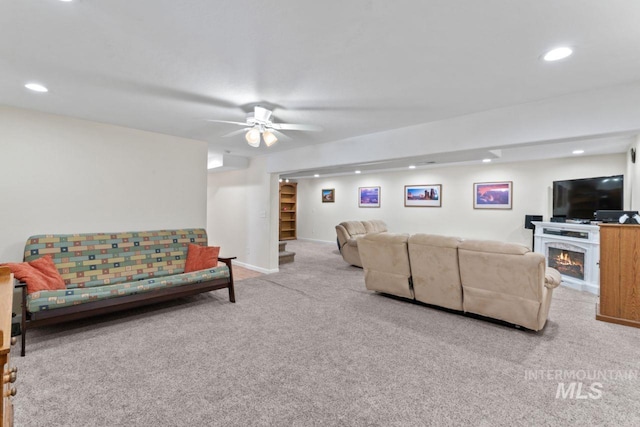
[549, 248, 585, 280]
[557, 251, 577, 265]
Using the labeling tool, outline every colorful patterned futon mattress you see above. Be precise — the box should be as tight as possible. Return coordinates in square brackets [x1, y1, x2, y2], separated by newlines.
[27, 266, 229, 312]
[23, 229, 229, 312]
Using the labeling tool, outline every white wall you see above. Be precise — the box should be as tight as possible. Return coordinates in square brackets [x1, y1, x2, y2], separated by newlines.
[628, 135, 640, 210]
[0, 106, 208, 262]
[207, 156, 279, 273]
[297, 154, 626, 248]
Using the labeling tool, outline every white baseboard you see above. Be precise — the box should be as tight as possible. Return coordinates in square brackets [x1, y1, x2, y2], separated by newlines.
[232, 260, 279, 275]
[560, 280, 599, 296]
[297, 237, 335, 244]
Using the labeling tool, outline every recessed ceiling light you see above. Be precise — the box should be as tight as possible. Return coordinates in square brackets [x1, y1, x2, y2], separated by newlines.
[314, 174, 320, 178]
[408, 165, 416, 169]
[482, 159, 492, 163]
[59, 0, 73, 2]
[355, 170, 361, 174]
[543, 47, 573, 61]
[572, 149, 585, 155]
[25, 83, 48, 93]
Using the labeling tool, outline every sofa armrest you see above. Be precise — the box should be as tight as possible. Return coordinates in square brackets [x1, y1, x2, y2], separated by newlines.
[335, 225, 350, 250]
[345, 238, 359, 248]
[218, 256, 236, 267]
[544, 267, 562, 289]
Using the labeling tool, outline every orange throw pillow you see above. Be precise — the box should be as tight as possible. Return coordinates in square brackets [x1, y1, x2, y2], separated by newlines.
[2, 255, 66, 294]
[184, 244, 220, 273]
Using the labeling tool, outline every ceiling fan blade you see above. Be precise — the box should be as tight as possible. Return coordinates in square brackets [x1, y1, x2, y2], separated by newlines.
[221, 128, 250, 137]
[205, 119, 248, 126]
[271, 129, 291, 141]
[270, 123, 322, 131]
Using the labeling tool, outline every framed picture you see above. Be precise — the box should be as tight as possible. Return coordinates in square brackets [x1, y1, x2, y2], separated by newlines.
[359, 186, 380, 208]
[474, 181, 513, 209]
[322, 188, 335, 203]
[404, 184, 442, 207]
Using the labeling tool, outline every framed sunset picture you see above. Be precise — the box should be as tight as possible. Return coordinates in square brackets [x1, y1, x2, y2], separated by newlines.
[405, 184, 442, 207]
[474, 181, 512, 209]
[359, 186, 380, 208]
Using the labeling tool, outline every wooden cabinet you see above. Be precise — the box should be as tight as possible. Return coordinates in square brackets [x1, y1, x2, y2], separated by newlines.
[279, 182, 297, 241]
[596, 224, 640, 328]
[1, 267, 16, 427]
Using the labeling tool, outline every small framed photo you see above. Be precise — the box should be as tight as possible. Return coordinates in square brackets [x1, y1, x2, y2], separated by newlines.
[359, 186, 380, 208]
[474, 181, 512, 209]
[322, 188, 335, 203]
[404, 184, 442, 207]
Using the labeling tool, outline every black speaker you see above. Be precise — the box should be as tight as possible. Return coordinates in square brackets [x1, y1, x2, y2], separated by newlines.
[524, 215, 543, 230]
[550, 216, 566, 223]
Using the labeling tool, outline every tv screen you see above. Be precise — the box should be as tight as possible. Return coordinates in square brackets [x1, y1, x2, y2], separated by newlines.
[552, 175, 623, 220]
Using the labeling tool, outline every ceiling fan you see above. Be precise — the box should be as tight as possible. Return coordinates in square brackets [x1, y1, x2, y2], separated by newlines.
[206, 106, 321, 148]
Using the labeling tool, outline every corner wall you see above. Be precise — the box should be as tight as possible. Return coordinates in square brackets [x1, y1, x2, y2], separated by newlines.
[207, 156, 279, 273]
[296, 154, 626, 247]
[0, 106, 208, 262]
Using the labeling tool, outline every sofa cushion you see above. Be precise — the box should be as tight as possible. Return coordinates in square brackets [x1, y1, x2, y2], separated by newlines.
[458, 239, 529, 255]
[184, 244, 220, 273]
[358, 232, 413, 299]
[341, 221, 367, 236]
[362, 220, 387, 234]
[459, 238, 549, 330]
[408, 234, 463, 310]
[26, 264, 230, 312]
[459, 240, 543, 301]
[2, 255, 67, 294]
[24, 229, 208, 289]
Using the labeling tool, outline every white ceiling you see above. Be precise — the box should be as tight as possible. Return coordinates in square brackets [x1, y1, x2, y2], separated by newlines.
[2, 1, 639, 171]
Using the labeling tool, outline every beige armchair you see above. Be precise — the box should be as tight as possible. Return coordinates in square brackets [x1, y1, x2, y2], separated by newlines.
[458, 239, 561, 331]
[335, 220, 388, 267]
[358, 232, 413, 299]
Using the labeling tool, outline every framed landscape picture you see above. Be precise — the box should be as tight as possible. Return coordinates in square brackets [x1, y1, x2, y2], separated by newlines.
[404, 184, 442, 207]
[474, 181, 512, 209]
[322, 188, 335, 203]
[359, 186, 380, 208]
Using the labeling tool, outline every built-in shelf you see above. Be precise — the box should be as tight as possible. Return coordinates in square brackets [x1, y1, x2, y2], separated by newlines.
[279, 182, 297, 241]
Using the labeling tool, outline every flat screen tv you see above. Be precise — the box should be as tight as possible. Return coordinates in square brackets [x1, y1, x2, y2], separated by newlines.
[552, 175, 623, 220]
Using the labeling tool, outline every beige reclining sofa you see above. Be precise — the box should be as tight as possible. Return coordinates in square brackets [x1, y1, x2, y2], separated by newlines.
[358, 232, 561, 331]
[335, 220, 387, 267]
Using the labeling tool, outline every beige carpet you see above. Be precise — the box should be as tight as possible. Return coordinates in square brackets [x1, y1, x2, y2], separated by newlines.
[12, 240, 640, 426]
[232, 264, 263, 281]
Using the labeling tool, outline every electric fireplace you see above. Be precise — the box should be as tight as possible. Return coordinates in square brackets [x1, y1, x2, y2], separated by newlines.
[532, 221, 600, 295]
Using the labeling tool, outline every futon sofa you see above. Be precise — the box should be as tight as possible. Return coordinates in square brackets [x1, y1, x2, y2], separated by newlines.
[358, 232, 561, 331]
[335, 220, 387, 267]
[13, 228, 235, 356]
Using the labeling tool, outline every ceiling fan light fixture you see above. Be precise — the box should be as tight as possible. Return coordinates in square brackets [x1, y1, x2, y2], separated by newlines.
[245, 128, 261, 147]
[263, 130, 278, 147]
